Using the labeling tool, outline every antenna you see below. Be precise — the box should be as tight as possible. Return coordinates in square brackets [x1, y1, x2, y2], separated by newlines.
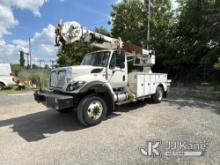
[59, 19, 63, 25]
[50, 59, 56, 69]
[29, 37, 32, 69]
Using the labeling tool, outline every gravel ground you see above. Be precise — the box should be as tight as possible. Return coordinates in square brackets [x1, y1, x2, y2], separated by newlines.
[0, 92, 220, 165]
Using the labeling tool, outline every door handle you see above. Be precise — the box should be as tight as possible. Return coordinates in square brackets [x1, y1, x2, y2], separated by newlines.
[123, 75, 125, 81]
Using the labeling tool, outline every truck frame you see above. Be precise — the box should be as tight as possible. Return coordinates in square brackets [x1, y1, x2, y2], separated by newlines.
[34, 21, 171, 126]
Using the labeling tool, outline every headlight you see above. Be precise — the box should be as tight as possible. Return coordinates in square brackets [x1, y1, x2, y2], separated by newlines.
[66, 81, 86, 91]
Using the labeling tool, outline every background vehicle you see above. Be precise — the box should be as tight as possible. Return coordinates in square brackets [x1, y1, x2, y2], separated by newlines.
[0, 64, 16, 90]
[34, 21, 171, 126]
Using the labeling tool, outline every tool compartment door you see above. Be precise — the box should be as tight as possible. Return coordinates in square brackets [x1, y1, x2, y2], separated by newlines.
[137, 74, 152, 97]
[144, 75, 151, 95]
[150, 74, 157, 95]
[137, 74, 145, 97]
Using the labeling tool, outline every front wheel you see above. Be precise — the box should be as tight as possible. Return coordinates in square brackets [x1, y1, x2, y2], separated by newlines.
[152, 86, 163, 103]
[77, 94, 107, 126]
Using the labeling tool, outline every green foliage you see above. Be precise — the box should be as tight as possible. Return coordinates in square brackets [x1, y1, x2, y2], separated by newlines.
[57, 42, 96, 67]
[18, 69, 50, 89]
[19, 51, 25, 67]
[11, 64, 24, 76]
[32, 64, 41, 69]
[94, 26, 111, 36]
[111, 0, 172, 47]
[211, 80, 220, 91]
[111, 0, 146, 46]
[165, 0, 220, 81]
[214, 59, 220, 70]
[44, 64, 50, 70]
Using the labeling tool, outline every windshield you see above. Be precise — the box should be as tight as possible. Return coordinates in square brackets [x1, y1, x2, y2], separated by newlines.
[81, 51, 110, 67]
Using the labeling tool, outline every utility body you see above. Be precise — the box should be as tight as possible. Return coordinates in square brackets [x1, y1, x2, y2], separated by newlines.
[34, 21, 171, 126]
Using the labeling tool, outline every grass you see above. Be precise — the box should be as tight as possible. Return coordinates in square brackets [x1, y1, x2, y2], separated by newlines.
[18, 69, 50, 89]
[0, 86, 33, 94]
[0, 68, 50, 94]
[173, 80, 220, 91]
[191, 95, 220, 101]
[211, 81, 220, 91]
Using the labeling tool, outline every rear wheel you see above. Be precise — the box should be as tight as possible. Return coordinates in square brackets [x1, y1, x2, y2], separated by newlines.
[77, 94, 107, 126]
[0, 83, 5, 91]
[152, 86, 163, 103]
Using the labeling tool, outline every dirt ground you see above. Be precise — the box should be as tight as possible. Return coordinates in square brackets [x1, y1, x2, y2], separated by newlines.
[0, 92, 220, 165]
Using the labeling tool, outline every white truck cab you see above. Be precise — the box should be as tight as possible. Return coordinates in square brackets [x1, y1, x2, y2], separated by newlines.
[0, 64, 16, 90]
[49, 50, 127, 92]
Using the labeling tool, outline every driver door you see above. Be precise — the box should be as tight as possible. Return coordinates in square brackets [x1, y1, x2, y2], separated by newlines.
[108, 51, 126, 88]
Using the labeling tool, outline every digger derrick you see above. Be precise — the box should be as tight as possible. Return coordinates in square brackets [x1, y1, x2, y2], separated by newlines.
[34, 20, 171, 127]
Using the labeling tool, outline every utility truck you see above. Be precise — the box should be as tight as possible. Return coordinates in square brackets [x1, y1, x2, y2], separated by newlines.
[34, 21, 171, 126]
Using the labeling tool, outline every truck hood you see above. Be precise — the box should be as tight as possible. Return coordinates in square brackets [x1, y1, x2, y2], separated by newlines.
[50, 65, 106, 91]
[71, 65, 104, 78]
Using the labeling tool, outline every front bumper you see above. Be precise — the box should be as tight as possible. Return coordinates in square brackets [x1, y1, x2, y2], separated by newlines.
[34, 90, 74, 110]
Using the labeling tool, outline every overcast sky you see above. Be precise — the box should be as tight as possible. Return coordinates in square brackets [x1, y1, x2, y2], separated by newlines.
[0, 0, 178, 65]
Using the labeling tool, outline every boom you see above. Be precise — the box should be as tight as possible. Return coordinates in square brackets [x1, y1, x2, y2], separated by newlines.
[55, 21, 155, 67]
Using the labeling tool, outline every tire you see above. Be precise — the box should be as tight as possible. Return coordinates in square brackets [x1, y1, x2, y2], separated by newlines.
[56, 108, 72, 114]
[152, 86, 163, 103]
[0, 83, 5, 91]
[77, 94, 107, 126]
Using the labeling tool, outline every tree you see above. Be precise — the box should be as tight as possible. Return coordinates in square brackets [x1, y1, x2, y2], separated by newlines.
[111, 0, 146, 46]
[57, 42, 96, 67]
[111, 0, 173, 45]
[11, 64, 24, 76]
[214, 58, 220, 70]
[32, 64, 40, 69]
[44, 64, 50, 70]
[19, 50, 25, 67]
[143, 0, 173, 74]
[110, 0, 173, 73]
[94, 26, 111, 36]
[170, 0, 220, 81]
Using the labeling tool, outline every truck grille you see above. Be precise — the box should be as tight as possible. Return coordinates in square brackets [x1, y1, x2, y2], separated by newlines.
[50, 70, 66, 88]
[50, 68, 72, 89]
[50, 71, 58, 87]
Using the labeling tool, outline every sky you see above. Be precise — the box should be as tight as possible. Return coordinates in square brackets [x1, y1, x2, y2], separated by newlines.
[0, 0, 178, 65]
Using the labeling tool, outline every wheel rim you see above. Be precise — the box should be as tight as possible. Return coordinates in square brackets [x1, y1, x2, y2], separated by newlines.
[87, 100, 103, 120]
[157, 89, 163, 101]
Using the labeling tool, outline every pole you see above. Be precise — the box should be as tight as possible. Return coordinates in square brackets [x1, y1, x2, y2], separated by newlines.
[29, 37, 32, 69]
[50, 60, 55, 69]
[39, 59, 42, 67]
[26, 53, 29, 67]
[147, 0, 151, 49]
